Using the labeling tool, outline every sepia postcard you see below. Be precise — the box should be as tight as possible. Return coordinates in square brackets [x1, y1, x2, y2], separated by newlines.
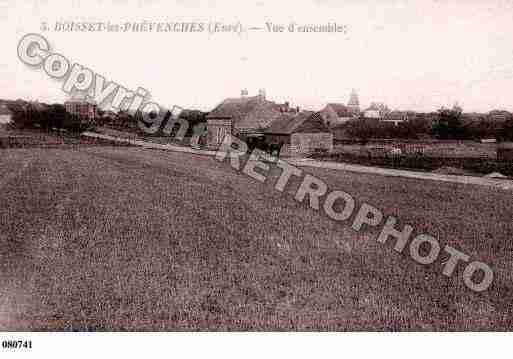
[0, 0, 512, 356]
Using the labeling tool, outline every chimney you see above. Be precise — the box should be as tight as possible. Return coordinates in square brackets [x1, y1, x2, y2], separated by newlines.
[241, 88, 248, 97]
[296, 106, 300, 113]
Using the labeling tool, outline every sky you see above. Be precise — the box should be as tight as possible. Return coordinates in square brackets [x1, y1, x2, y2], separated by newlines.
[2, 0, 513, 112]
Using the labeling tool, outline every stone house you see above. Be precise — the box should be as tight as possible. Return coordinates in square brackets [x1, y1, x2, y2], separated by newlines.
[264, 111, 333, 157]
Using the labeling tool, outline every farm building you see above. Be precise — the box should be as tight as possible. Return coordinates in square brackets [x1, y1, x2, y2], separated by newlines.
[205, 90, 292, 149]
[264, 111, 333, 156]
[319, 103, 354, 127]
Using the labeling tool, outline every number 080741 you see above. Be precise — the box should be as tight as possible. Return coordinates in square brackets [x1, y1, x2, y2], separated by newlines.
[2, 340, 32, 349]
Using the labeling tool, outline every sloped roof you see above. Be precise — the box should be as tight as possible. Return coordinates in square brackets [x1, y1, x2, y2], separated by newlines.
[207, 96, 262, 119]
[364, 103, 380, 112]
[265, 111, 328, 134]
[365, 102, 390, 112]
[207, 95, 282, 130]
[326, 103, 352, 117]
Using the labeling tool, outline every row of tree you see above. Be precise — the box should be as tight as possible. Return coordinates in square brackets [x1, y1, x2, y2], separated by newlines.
[7, 101, 209, 138]
[433, 107, 513, 141]
[344, 107, 513, 142]
[7, 102, 94, 133]
[132, 108, 207, 138]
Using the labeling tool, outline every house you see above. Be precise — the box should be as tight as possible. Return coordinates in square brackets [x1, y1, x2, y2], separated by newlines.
[363, 102, 390, 119]
[65, 101, 98, 122]
[319, 103, 354, 127]
[0, 104, 13, 126]
[205, 90, 286, 149]
[264, 111, 333, 156]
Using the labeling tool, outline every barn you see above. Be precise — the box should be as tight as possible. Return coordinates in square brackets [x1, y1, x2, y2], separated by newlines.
[319, 103, 354, 127]
[205, 91, 284, 150]
[264, 111, 333, 157]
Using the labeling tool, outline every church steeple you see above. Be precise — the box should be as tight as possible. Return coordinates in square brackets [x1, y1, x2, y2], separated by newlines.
[347, 89, 360, 114]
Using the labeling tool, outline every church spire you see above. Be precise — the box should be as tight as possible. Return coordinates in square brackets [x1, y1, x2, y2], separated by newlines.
[347, 89, 360, 114]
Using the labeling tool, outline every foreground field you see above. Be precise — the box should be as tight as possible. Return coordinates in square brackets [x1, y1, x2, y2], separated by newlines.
[0, 147, 512, 330]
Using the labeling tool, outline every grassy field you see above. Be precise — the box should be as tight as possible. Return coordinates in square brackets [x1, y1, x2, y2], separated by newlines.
[0, 146, 512, 330]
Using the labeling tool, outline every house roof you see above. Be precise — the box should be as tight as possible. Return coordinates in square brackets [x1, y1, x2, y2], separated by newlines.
[365, 102, 390, 113]
[364, 104, 380, 112]
[265, 111, 327, 134]
[207, 96, 262, 119]
[326, 103, 352, 117]
[207, 95, 282, 130]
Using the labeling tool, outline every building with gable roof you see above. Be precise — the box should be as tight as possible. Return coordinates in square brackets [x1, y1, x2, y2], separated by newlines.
[319, 103, 355, 127]
[205, 90, 291, 149]
[264, 111, 333, 156]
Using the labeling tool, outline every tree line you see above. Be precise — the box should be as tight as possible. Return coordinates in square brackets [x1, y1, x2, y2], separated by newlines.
[7, 102, 94, 133]
[343, 107, 513, 142]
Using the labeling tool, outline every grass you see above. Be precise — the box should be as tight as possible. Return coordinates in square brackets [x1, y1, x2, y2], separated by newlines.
[0, 146, 512, 330]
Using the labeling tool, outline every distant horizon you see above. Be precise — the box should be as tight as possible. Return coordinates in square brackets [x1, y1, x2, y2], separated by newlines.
[2, 94, 512, 115]
[3, 1, 513, 113]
